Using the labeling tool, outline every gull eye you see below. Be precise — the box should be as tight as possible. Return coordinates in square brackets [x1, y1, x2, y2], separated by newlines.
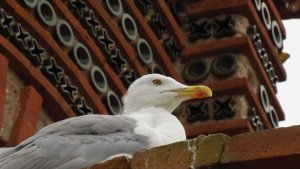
[152, 79, 162, 85]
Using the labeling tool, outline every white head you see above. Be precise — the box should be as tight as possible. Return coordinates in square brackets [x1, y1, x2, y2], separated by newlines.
[122, 74, 212, 114]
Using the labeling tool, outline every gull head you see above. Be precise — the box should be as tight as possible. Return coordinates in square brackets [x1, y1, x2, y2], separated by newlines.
[122, 74, 212, 114]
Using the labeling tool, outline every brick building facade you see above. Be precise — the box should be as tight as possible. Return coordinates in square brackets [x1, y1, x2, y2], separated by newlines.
[0, 0, 299, 168]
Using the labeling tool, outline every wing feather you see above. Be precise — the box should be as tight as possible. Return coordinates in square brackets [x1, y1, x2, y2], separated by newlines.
[0, 115, 150, 169]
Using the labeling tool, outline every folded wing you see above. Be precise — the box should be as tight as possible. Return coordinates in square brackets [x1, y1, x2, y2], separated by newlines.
[0, 115, 150, 169]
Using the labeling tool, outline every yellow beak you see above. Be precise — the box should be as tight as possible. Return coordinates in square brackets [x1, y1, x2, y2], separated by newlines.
[174, 85, 213, 99]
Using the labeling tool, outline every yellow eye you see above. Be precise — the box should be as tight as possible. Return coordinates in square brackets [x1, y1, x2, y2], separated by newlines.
[152, 79, 162, 85]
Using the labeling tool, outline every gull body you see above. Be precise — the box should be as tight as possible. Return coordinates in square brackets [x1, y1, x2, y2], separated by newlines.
[0, 74, 212, 169]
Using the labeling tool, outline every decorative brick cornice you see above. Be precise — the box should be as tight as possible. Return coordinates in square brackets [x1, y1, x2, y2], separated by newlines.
[0, 35, 76, 120]
[184, 0, 287, 82]
[122, 0, 183, 82]
[181, 36, 285, 120]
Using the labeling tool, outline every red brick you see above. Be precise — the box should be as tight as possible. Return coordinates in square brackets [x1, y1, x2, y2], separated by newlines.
[0, 55, 8, 129]
[52, 0, 106, 65]
[186, 0, 285, 38]
[181, 36, 285, 120]
[130, 134, 229, 169]
[0, 35, 75, 120]
[152, 0, 186, 49]
[8, 86, 42, 146]
[274, 1, 300, 19]
[196, 78, 272, 129]
[86, 0, 147, 77]
[123, 0, 183, 82]
[102, 63, 126, 95]
[185, 0, 287, 82]
[86, 127, 300, 169]
[221, 125, 300, 169]
[2, 0, 107, 114]
[185, 119, 254, 138]
[265, 0, 286, 38]
[181, 36, 249, 61]
[131, 141, 191, 169]
[51, 0, 127, 95]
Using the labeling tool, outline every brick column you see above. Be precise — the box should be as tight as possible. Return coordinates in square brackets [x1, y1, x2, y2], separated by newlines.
[8, 85, 43, 146]
[0, 54, 9, 130]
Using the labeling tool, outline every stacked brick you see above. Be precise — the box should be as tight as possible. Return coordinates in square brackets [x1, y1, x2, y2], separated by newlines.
[0, 0, 299, 168]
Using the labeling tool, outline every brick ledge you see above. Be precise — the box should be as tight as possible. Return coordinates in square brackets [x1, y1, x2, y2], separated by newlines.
[86, 125, 300, 169]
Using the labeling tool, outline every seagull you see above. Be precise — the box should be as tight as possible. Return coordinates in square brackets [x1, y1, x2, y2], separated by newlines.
[0, 74, 212, 169]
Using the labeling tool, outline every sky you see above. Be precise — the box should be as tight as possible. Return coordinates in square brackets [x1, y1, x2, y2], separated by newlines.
[278, 19, 300, 127]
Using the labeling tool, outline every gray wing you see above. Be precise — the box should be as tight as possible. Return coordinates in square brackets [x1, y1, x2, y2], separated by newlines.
[0, 115, 150, 169]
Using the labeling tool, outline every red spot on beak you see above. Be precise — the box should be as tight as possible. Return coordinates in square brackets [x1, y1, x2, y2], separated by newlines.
[196, 91, 207, 98]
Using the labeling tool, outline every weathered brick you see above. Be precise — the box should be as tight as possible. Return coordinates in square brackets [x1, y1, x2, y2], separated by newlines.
[221, 125, 300, 163]
[190, 134, 230, 168]
[84, 127, 300, 169]
[7, 86, 42, 146]
[0, 55, 9, 130]
[0, 35, 75, 120]
[131, 141, 191, 169]
[220, 125, 300, 169]
[130, 133, 229, 169]
[87, 156, 131, 169]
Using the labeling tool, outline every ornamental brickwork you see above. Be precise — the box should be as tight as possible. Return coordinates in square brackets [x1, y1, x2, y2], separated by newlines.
[0, 0, 299, 168]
